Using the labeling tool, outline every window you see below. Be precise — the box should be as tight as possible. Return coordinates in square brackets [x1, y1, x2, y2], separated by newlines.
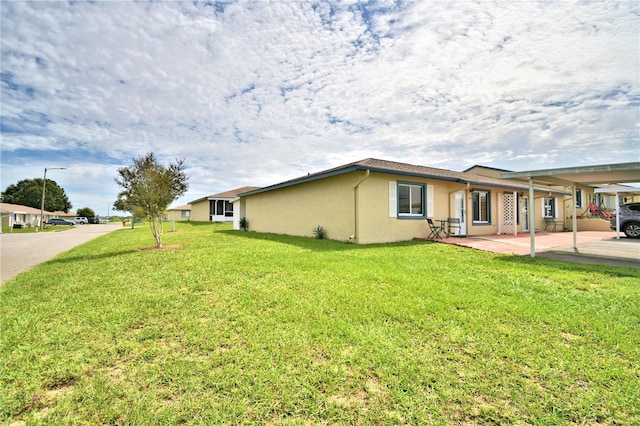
[181, 210, 190, 219]
[210, 200, 234, 217]
[575, 189, 582, 209]
[224, 201, 233, 217]
[398, 182, 425, 218]
[544, 197, 556, 218]
[472, 190, 490, 224]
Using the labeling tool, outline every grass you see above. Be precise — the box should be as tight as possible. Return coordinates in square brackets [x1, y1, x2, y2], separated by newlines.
[1, 225, 71, 234]
[1, 222, 639, 424]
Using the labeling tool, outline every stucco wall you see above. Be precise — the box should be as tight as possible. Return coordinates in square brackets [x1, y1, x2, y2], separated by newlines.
[166, 210, 189, 221]
[355, 173, 462, 243]
[190, 200, 210, 222]
[569, 218, 612, 232]
[244, 172, 359, 240]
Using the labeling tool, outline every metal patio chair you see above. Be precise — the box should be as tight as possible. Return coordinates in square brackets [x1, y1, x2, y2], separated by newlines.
[426, 218, 444, 240]
[446, 218, 462, 237]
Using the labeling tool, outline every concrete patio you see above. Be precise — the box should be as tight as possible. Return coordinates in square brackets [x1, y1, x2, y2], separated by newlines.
[438, 231, 639, 268]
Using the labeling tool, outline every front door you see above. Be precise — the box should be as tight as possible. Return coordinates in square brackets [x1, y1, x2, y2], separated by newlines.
[522, 196, 529, 231]
[454, 191, 466, 236]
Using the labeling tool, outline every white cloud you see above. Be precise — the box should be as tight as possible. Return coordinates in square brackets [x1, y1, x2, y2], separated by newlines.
[1, 0, 638, 209]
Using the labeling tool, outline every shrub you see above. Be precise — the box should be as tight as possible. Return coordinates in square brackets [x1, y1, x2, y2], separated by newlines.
[313, 225, 327, 239]
[239, 217, 249, 231]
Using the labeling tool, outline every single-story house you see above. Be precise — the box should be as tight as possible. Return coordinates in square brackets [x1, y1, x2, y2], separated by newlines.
[165, 204, 192, 221]
[189, 186, 260, 222]
[234, 158, 570, 244]
[0, 203, 57, 229]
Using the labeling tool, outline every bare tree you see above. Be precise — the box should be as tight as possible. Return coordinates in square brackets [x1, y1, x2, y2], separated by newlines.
[115, 152, 188, 248]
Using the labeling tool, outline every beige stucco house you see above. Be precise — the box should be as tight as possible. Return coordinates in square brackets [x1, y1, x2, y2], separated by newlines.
[165, 204, 192, 221]
[234, 158, 570, 244]
[189, 186, 260, 222]
[0, 203, 57, 229]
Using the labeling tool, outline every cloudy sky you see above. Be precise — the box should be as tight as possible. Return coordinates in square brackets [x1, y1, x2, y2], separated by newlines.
[1, 0, 638, 213]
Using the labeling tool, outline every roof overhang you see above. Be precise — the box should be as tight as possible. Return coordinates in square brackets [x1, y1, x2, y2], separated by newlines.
[501, 162, 640, 186]
[240, 164, 569, 197]
[594, 184, 640, 194]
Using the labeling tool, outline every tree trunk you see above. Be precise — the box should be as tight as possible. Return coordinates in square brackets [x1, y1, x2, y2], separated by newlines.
[150, 215, 163, 248]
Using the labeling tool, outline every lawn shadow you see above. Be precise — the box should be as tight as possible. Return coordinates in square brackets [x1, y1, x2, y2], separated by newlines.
[496, 254, 640, 278]
[218, 229, 432, 252]
[45, 249, 141, 265]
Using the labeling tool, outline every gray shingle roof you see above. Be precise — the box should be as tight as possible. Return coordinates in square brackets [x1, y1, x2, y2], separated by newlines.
[239, 158, 569, 196]
[189, 186, 261, 204]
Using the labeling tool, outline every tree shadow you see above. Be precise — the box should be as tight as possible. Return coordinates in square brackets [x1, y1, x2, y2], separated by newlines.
[45, 249, 141, 265]
[218, 229, 431, 252]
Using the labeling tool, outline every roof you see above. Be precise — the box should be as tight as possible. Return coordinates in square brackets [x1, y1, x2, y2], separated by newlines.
[239, 158, 569, 197]
[594, 184, 640, 194]
[501, 162, 640, 186]
[189, 186, 261, 204]
[0, 203, 56, 215]
[168, 204, 191, 211]
[462, 164, 514, 174]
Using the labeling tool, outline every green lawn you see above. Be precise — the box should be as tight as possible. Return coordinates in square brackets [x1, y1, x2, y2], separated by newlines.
[1, 222, 638, 424]
[1, 225, 70, 234]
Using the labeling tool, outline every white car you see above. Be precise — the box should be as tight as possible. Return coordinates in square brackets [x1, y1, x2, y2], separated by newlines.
[71, 217, 88, 224]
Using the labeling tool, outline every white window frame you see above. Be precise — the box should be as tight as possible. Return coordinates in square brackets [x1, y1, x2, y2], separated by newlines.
[543, 197, 556, 218]
[389, 181, 429, 219]
[397, 182, 426, 218]
[472, 190, 491, 224]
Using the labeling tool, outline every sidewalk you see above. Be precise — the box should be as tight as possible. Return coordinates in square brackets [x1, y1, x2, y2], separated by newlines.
[439, 231, 639, 268]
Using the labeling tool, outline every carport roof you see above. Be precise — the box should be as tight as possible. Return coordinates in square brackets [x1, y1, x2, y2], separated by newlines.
[500, 162, 640, 258]
[500, 162, 640, 186]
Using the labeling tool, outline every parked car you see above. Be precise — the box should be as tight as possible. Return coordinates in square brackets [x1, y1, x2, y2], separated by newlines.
[71, 217, 88, 224]
[88, 217, 101, 224]
[47, 218, 75, 226]
[610, 202, 640, 238]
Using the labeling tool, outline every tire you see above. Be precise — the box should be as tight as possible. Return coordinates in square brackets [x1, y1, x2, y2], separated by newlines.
[623, 222, 640, 238]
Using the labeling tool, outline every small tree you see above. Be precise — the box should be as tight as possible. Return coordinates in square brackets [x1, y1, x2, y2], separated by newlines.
[76, 207, 96, 218]
[115, 152, 188, 248]
[2, 178, 72, 212]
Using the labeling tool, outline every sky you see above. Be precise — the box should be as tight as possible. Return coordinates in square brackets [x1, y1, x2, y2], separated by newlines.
[1, 0, 639, 214]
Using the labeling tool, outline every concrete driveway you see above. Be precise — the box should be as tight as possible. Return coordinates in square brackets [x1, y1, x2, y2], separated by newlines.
[0, 222, 123, 284]
[441, 231, 639, 268]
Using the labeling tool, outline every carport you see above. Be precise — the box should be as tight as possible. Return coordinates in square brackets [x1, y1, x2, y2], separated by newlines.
[501, 162, 640, 257]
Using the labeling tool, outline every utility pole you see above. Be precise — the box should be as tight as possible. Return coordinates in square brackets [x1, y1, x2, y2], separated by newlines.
[39, 167, 66, 231]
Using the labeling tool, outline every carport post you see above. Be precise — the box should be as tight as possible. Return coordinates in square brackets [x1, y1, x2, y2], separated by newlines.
[528, 178, 536, 257]
[615, 193, 620, 239]
[572, 184, 578, 252]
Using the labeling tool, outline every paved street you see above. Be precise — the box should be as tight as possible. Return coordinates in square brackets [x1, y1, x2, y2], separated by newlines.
[0, 222, 122, 284]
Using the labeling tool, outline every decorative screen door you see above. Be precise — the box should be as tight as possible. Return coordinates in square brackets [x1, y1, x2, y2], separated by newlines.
[503, 192, 517, 235]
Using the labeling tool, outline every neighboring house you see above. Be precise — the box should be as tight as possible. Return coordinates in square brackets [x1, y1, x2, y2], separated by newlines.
[165, 204, 192, 221]
[0, 203, 56, 229]
[463, 165, 512, 179]
[53, 211, 76, 219]
[234, 158, 569, 244]
[190, 186, 260, 222]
